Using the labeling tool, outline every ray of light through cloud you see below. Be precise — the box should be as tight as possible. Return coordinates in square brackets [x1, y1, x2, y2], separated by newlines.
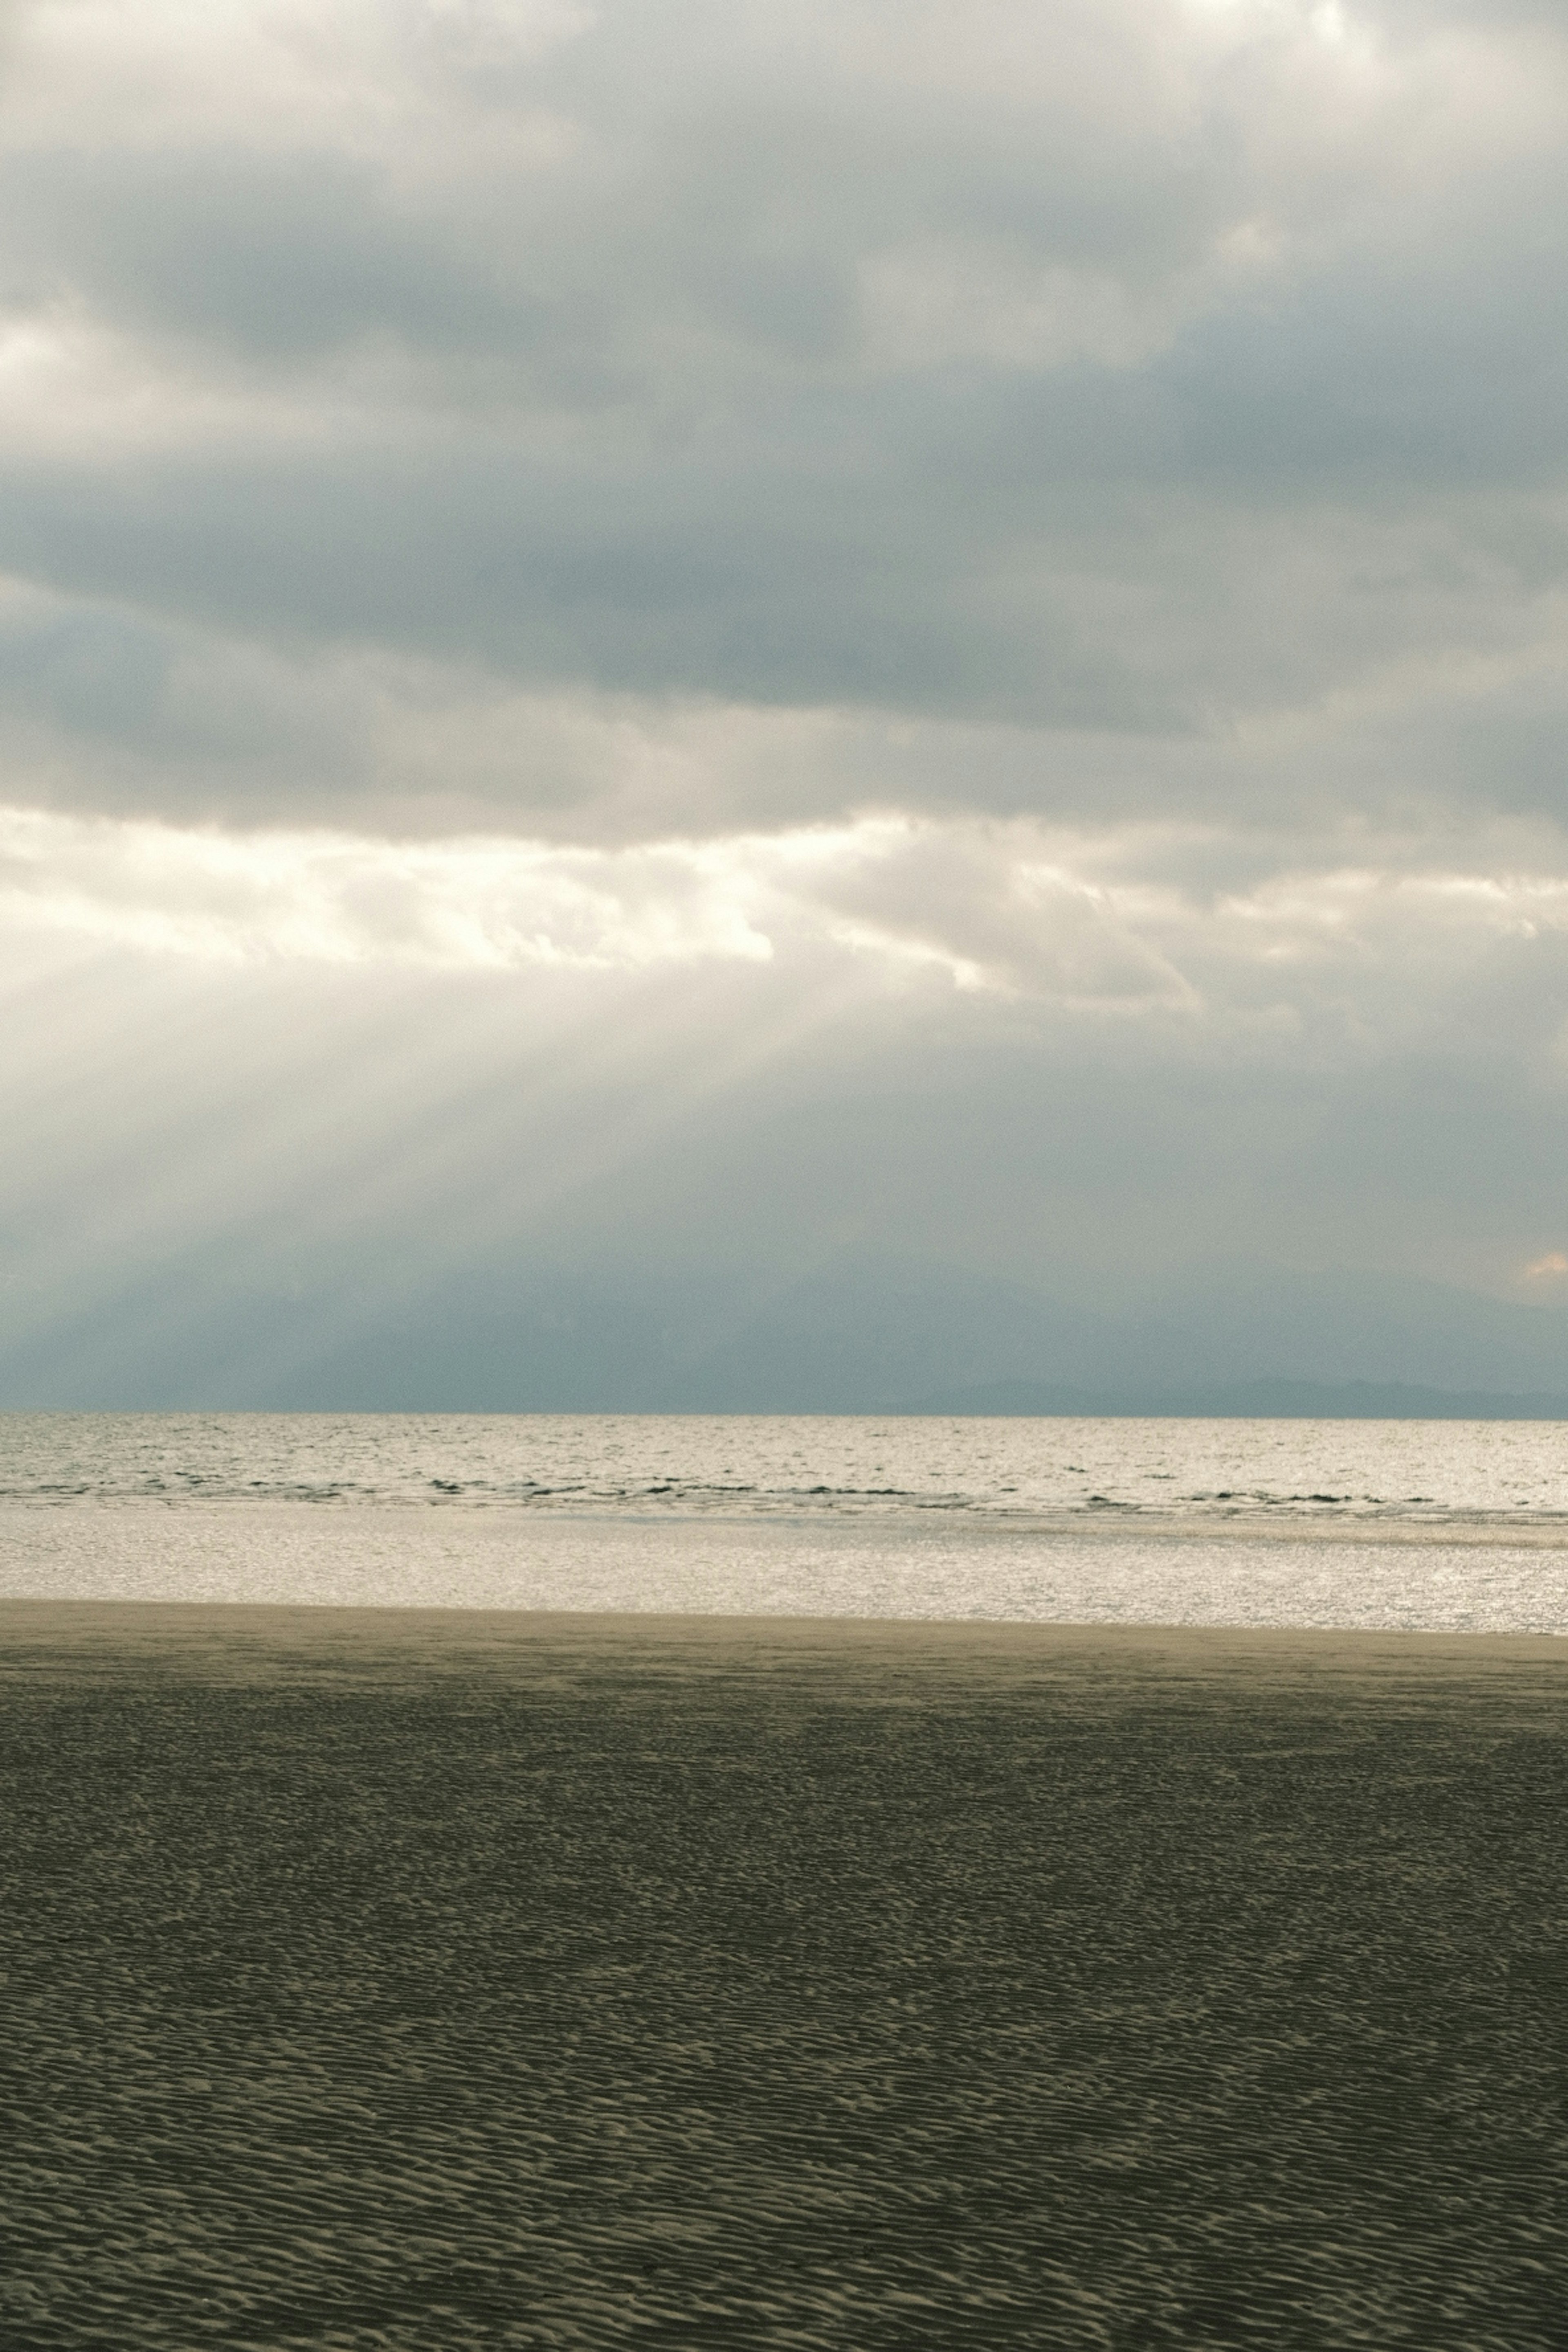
[3, 0, 1568, 1402]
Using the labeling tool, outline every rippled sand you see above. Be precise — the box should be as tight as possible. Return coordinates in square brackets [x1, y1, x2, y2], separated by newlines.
[4, 1604, 1565, 2348]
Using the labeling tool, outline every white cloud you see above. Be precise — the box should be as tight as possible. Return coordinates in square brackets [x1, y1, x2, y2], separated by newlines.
[6, 801, 1568, 1060]
[0, 804, 776, 969]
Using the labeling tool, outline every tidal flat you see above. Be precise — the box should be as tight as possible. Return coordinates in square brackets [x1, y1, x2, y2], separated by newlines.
[3, 1603, 1565, 2349]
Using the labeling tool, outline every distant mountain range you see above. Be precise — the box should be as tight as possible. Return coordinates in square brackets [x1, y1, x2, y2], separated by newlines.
[885, 1378, 1568, 1421]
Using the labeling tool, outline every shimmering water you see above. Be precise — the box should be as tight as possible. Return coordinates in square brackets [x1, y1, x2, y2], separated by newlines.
[4, 1413, 1568, 1629]
[7, 1410, 1568, 1524]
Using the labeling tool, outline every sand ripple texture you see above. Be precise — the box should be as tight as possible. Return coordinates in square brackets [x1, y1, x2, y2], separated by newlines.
[3, 1605, 1566, 2350]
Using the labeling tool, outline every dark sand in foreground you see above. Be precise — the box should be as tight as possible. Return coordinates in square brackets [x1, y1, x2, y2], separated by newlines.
[4, 1604, 1565, 2348]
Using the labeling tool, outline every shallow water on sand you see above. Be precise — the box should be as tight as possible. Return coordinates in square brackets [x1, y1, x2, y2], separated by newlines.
[3, 1611, 1565, 2351]
[6, 1502, 1568, 1633]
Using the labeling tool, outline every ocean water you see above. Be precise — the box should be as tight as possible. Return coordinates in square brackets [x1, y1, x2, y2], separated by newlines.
[5, 1411, 1568, 1629]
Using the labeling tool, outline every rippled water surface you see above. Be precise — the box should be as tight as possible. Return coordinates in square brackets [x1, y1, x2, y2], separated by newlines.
[7, 1409, 1568, 1526]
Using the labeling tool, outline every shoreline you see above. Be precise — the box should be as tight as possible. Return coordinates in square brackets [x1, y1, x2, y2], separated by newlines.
[4, 1596, 1564, 1687]
[11, 1493, 1568, 1547]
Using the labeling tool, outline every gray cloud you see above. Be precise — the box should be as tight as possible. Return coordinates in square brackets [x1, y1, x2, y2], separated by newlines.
[0, 0, 1562, 840]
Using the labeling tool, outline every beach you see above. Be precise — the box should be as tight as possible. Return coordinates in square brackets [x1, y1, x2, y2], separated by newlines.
[4, 1600, 1564, 2348]
[12, 0, 1568, 2336]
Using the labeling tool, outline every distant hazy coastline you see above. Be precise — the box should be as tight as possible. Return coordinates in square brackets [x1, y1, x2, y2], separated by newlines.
[887, 1378, 1568, 1419]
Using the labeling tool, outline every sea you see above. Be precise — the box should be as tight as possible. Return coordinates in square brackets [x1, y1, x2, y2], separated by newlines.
[4, 1409, 1568, 1630]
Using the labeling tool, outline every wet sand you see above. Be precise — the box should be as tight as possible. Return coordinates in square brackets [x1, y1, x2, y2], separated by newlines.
[4, 1603, 1565, 2348]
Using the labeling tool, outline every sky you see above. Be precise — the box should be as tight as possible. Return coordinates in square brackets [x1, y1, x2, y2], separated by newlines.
[4, 0, 1568, 1405]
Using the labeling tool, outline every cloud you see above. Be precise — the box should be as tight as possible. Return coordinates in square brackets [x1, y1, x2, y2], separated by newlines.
[0, 0, 1562, 841]
[7, 802, 1568, 1071]
[0, 804, 777, 970]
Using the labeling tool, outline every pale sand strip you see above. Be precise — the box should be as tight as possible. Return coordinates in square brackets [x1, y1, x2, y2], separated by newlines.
[2, 1597, 1562, 1698]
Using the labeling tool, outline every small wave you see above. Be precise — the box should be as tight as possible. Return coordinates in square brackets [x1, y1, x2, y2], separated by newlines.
[10, 1413, 1568, 1539]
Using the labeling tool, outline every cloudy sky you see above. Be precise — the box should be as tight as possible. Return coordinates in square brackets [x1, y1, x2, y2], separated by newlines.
[4, 0, 1568, 1404]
